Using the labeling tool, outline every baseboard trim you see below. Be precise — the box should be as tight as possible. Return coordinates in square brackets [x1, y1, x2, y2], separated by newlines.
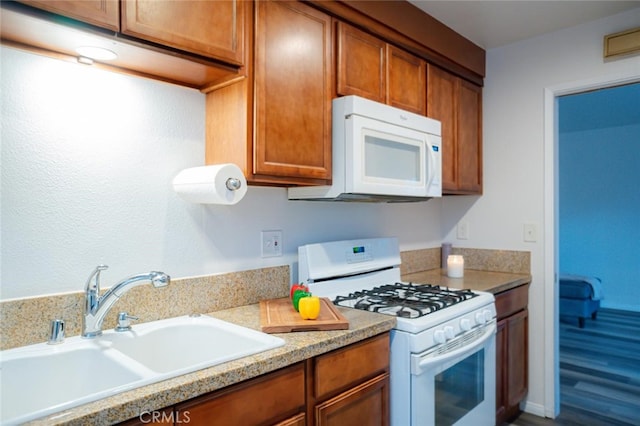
[522, 401, 548, 418]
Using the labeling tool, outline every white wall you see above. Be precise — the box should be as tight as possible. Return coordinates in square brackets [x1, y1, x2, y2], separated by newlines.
[0, 46, 443, 300]
[447, 7, 640, 418]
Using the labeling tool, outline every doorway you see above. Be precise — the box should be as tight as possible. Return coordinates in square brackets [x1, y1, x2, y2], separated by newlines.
[543, 74, 640, 419]
[557, 82, 640, 423]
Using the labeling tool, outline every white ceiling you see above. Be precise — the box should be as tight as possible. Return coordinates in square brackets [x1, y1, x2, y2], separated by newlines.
[408, 1, 640, 49]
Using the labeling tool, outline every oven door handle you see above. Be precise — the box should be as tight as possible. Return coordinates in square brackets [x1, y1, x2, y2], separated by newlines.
[411, 321, 496, 376]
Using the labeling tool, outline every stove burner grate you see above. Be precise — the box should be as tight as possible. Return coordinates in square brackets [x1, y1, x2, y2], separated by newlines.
[333, 282, 478, 319]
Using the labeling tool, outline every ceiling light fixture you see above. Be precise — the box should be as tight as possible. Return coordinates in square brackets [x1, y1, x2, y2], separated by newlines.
[77, 56, 94, 65]
[75, 46, 118, 61]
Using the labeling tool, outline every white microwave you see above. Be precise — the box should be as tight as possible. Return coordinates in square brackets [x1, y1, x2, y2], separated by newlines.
[288, 95, 441, 202]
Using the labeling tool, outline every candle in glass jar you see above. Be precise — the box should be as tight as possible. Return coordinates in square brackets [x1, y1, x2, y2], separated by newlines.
[447, 255, 464, 278]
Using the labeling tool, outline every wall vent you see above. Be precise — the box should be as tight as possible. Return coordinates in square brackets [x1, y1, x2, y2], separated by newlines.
[604, 26, 640, 58]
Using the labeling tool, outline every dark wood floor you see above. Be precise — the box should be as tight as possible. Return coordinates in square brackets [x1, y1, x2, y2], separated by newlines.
[508, 308, 640, 426]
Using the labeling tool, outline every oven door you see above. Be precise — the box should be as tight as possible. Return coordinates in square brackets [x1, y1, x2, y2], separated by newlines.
[409, 321, 496, 426]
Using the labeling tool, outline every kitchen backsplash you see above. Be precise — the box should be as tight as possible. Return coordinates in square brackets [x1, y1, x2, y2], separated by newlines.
[448, 247, 530, 274]
[1, 247, 530, 350]
[0, 266, 290, 350]
[398, 247, 530, 275]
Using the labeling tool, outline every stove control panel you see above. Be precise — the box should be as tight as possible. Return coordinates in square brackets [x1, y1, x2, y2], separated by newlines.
[346, 244, 373, 263]
[405, 302, 497, 353]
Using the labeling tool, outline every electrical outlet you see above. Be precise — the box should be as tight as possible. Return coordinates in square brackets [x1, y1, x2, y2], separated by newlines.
[457, 222, 469, 240]
[523, 223, 537, 242]
[261, 230, 282, 257]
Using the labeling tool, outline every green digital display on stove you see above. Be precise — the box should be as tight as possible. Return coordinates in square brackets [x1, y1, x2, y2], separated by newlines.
[353, 246, 365, 254]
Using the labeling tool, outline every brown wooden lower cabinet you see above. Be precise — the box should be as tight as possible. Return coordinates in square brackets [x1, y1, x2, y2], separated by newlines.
[119, 333, 390, 426]
[274, 412, 307, 426]
[315, 374, 389, 425]
[175, 362, 305, 425]
[311, 333, 390, 425]
[495, 283, 530, 425]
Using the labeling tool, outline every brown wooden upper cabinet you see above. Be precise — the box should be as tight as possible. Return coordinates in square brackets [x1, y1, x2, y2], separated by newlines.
[206, 0, 333, 186]
[121, 0, 245, 66]
[17, 0, 120, 31]
[18, 1, 247, 66]
[337, 21, 426, 115]
[427, 64, 482, 194]
[10, 0, 249, 90]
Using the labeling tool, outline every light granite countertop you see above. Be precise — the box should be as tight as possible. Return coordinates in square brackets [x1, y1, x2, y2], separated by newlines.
[402, 268, 532, 294]
[26, 302, 396, 426]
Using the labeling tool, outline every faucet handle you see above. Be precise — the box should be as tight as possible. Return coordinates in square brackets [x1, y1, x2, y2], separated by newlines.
[115, 312, 139, 332]
[86, 264, 109, 291]
[47, 319, 65, 344]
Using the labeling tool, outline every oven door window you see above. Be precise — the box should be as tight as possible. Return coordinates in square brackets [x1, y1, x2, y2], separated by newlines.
[434, 350, 485, 426]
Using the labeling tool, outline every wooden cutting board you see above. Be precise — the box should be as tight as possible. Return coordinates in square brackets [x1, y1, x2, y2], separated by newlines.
[260, 297, 349, 333]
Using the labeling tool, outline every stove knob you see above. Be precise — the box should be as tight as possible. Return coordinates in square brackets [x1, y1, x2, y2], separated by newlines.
[434, 329, 447, 344]
[444, 326, 455, 340]
[484, 310, 494, 322]
[475, 311, 486, 325]
[460, 318, 472, 331]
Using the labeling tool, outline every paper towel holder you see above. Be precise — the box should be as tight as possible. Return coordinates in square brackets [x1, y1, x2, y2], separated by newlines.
[226, 177, 242, 191]
[172, 163, 248, 205]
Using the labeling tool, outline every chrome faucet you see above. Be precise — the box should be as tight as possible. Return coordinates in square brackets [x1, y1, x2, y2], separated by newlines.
[82, 265, 170, 338]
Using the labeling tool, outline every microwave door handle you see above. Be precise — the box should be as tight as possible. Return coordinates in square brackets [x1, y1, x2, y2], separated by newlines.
[426, 138, 435, 188]
[411, 322, 496, 375]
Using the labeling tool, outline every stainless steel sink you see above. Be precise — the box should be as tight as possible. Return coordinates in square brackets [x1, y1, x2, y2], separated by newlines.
[0, 315, 284, 425]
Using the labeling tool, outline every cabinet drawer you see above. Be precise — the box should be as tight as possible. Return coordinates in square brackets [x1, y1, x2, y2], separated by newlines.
[495, 284, 529, 320]
[275, 412, 306, 426]
[314, 333, 389, 400]
[176, 363, 305, 425]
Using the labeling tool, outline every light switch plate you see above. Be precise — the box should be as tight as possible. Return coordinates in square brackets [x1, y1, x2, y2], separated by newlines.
[457, 222, 469, 240]
[261, 230, 282, 257]
[523, 223, 537, 242]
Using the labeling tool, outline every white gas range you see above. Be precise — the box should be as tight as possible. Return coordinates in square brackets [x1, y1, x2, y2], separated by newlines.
[298, 237, 496, 426]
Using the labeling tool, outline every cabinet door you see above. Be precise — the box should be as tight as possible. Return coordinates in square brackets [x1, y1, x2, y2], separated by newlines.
[386, 45, 426, 115]
[175, 363, 306, 426]
[254, 0, 332, 181]
[315, 374, 389, 426]
[457, 79, 482, 193]
[18, 0, 119, 31]
[122, 0, 246, 66]
[337, 21, 386, 102]
[495, 287, 529, 425]
[426, 65, 457, 190]
[507, 309, 528, 408]
[427, 64, 482, 194]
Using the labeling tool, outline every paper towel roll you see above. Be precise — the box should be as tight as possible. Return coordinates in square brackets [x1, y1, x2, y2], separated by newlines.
[172, 164, 247, 205]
